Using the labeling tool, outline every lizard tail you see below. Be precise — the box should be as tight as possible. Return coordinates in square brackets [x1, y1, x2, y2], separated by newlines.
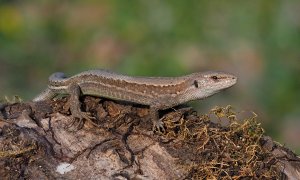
[32, 72, 67, 102]
[32, 88, 56, 102]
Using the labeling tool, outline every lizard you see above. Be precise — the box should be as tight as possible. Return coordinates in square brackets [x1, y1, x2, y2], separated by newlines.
[32, 69, 237, 130]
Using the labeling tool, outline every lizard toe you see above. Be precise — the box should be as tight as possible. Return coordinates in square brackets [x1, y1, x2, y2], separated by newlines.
[152, 119, 165, 133]
[66, 111, 94, 131]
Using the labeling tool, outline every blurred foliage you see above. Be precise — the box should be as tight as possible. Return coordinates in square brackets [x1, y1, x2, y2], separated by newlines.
[0, 0, 299, 152]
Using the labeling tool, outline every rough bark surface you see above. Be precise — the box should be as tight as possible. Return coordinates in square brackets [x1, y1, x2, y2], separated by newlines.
[0, 96, 299, 179]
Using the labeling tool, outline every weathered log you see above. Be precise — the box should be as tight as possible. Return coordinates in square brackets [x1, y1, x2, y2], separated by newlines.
[0, 96, 299, 179]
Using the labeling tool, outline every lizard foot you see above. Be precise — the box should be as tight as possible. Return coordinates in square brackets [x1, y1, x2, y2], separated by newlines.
[66, 111, 94, 131]
[152, 118, 165, 133]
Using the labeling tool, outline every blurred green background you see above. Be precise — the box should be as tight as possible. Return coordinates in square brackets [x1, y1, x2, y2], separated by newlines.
[0, 1, 299, 152]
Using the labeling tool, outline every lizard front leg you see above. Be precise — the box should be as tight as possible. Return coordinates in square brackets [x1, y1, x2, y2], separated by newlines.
[66, 82, 92, 130]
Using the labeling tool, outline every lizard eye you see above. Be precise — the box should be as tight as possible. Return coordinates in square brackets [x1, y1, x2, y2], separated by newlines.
[194, 80, 199, 88]
[211, 75, 219, 80]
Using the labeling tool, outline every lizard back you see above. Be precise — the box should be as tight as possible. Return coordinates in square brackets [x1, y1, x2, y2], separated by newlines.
[49, 69, 194, 107]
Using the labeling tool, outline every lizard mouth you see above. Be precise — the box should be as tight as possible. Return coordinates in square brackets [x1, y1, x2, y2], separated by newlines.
[224, 75, 237, 88]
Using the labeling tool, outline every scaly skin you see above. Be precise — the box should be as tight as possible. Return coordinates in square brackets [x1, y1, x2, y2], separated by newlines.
[33, 69, 237, 131]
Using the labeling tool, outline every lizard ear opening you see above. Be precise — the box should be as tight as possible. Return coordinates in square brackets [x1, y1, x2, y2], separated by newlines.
[194, 80, 199, 88]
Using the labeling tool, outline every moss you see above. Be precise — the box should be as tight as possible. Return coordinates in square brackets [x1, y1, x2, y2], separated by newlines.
[162, 106, 281, 179]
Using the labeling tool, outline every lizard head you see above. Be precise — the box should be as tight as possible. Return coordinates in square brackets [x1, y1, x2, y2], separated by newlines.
[185, 71, 237, 100]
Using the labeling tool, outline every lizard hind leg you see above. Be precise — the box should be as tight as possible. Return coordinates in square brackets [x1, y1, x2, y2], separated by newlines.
[65, 82, 94, 131]
[149, 107, 165, 132]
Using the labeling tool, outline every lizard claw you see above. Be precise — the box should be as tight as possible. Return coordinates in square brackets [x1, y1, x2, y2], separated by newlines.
[66, 95, 99, 131]
[152, 118, 165, 133]
[67, 111, 94, 131]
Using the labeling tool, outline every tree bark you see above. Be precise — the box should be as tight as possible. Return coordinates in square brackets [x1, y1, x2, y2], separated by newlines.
[0, 96, 299, 179]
